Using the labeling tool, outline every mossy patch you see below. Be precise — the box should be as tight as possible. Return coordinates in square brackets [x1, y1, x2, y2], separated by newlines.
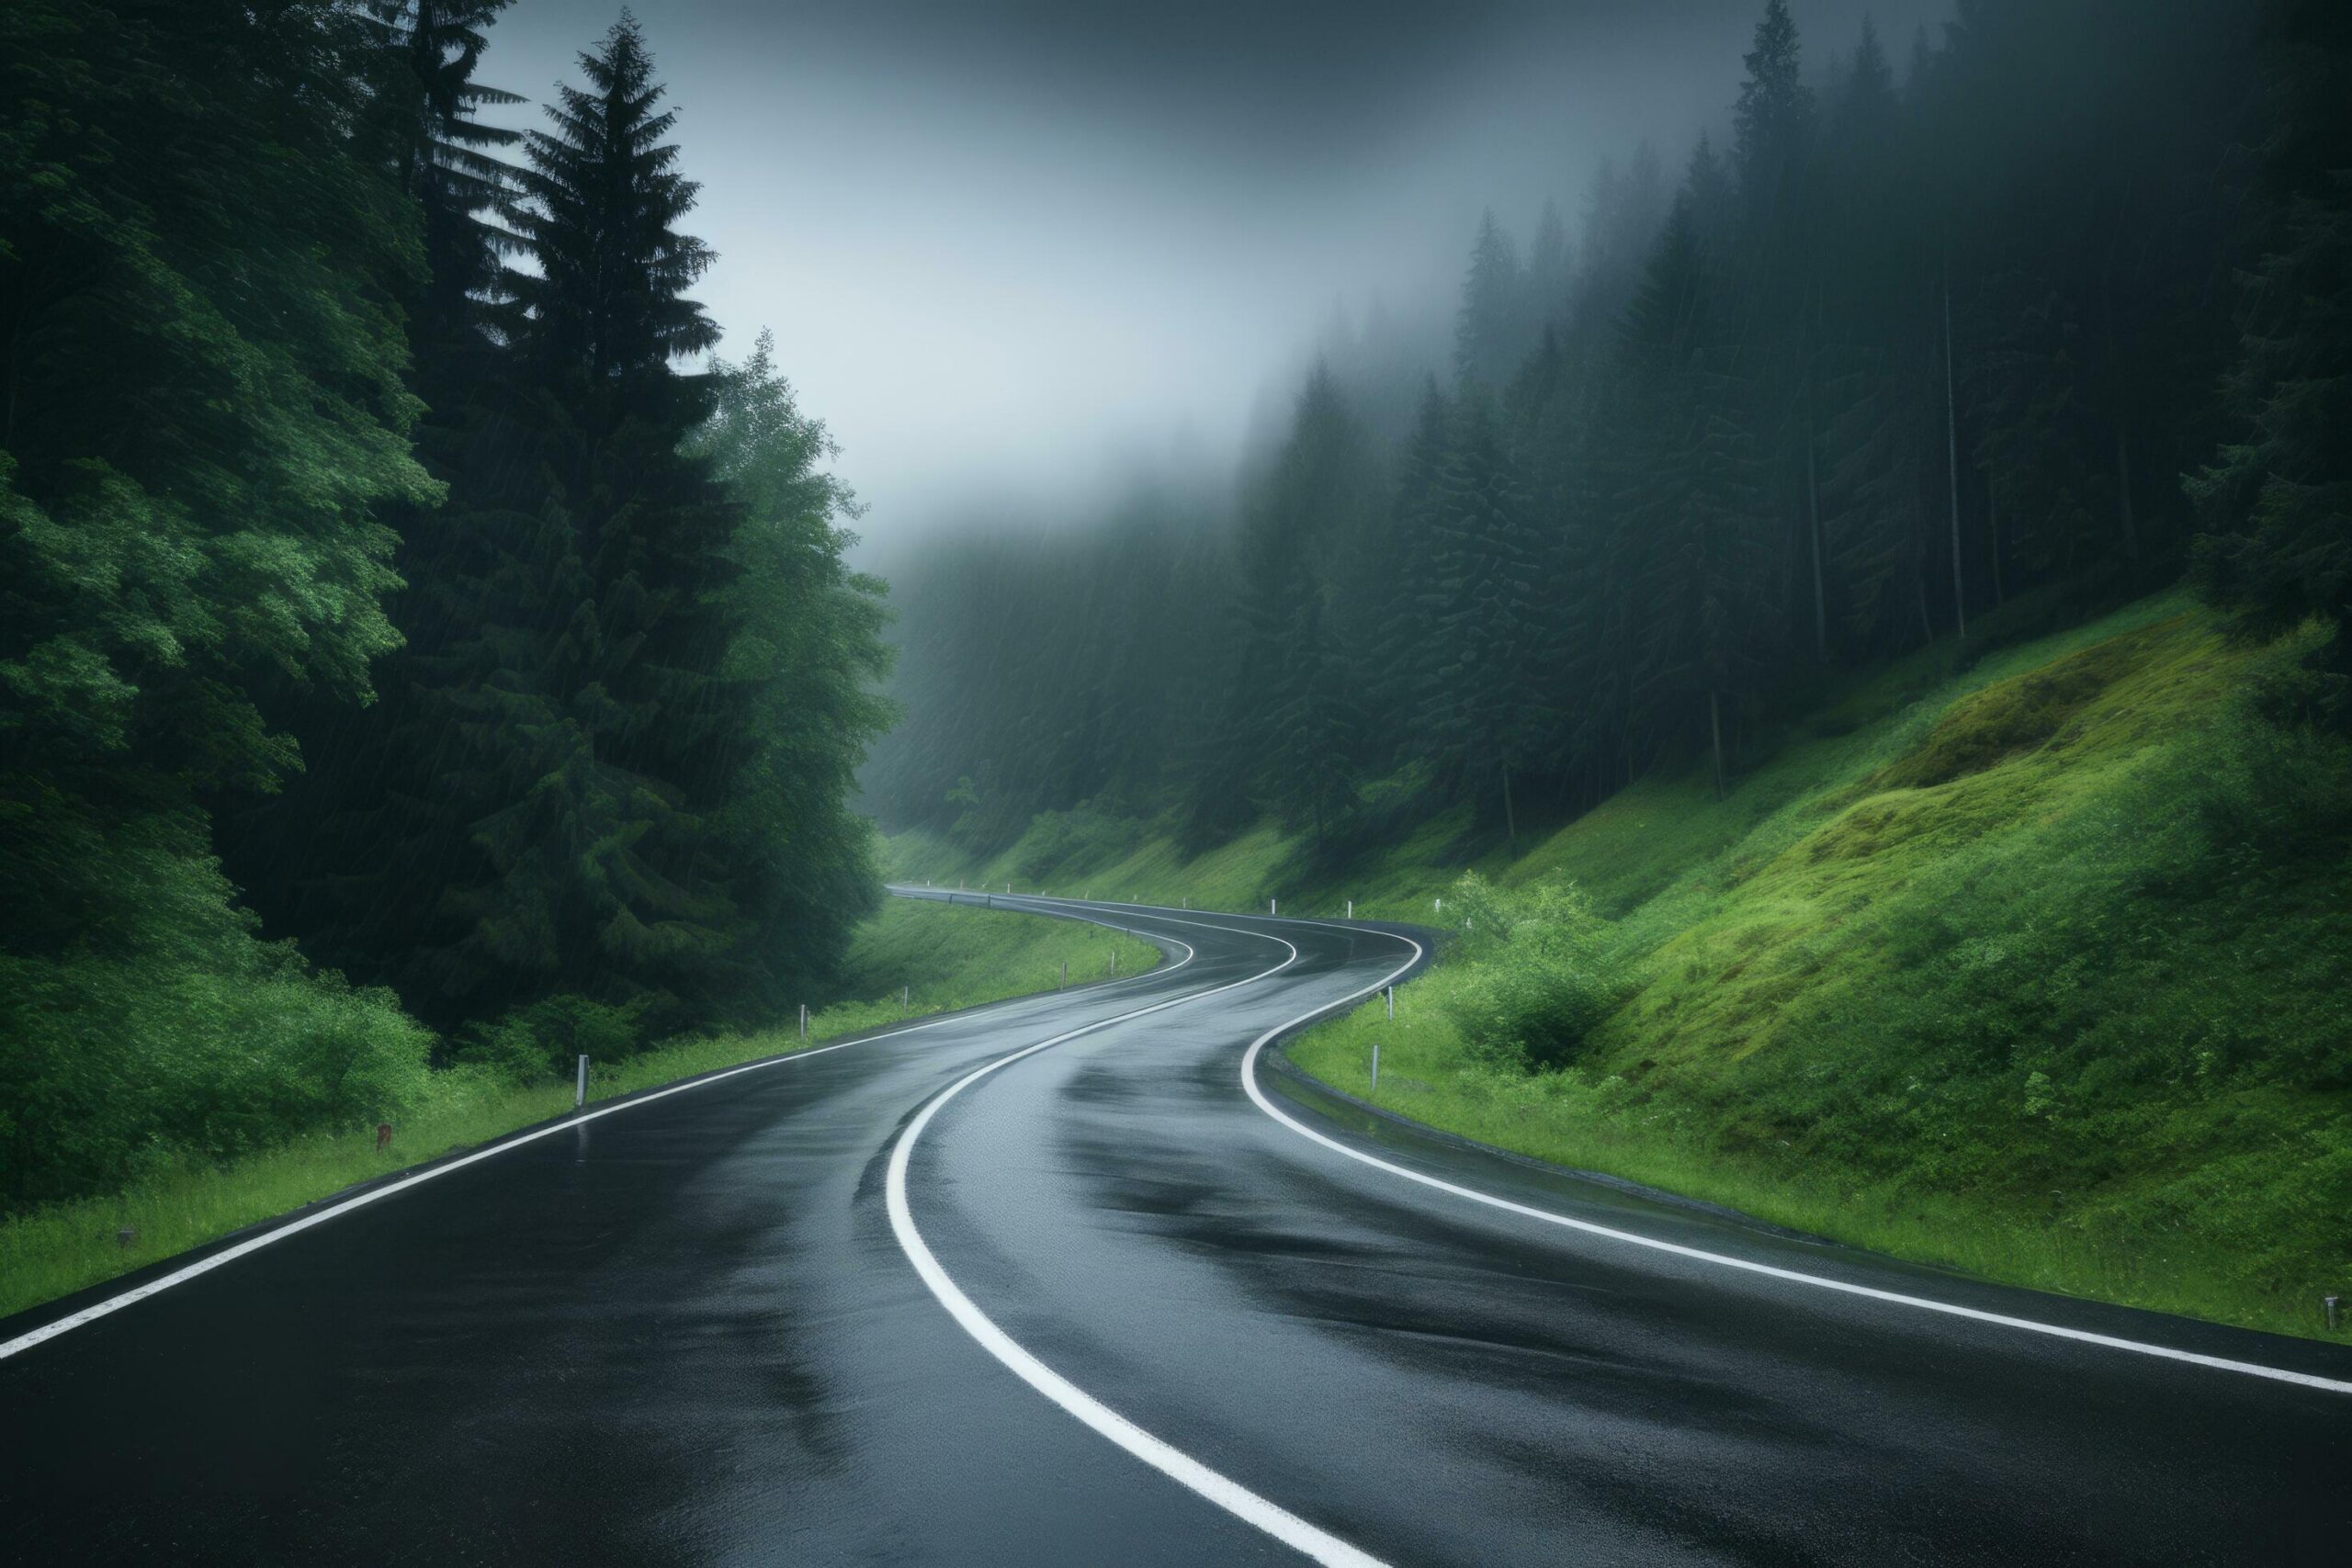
[1870, 617, 2177, 790]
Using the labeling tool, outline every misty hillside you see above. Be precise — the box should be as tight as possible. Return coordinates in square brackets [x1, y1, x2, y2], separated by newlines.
[864, 0, 2341, 854]
[890, 589, 2351, 1332]
[864, 0, 2352, 1337]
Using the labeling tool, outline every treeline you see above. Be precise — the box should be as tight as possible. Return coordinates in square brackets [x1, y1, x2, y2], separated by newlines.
[0, 1, 889, 1206]
[865, 0, 2351, 863]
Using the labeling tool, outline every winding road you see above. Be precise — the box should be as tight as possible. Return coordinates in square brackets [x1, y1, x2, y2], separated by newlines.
[3, 891, 2346, 1564]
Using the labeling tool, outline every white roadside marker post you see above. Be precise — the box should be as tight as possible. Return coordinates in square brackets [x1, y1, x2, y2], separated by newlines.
[576, 1054, 589, 1109]
[798, 1002, 808, 1040]
[1270, 897, 1277, 915]
[1346, 899, 1353, 919]
[1386, 984, 1395, 1021]
[902, 985, 910, 1008]
[1370, 1039, 1380, 1096]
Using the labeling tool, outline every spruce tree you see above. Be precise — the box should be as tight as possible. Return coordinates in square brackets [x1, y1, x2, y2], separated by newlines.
[1219, 364, 1364, 836]
[1733, 0, 1815, 221]
[1420, 389, 1544, 840]
[368, 0, 524, 354]
[402, 14, 746, 1029]
[1453, 211, 1526, 391]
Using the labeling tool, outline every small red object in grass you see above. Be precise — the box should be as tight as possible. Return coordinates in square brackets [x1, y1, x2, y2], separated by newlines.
[375, 1122, 392, 1153]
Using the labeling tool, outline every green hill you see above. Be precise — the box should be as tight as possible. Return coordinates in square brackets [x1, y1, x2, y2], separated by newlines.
[891, 592, 2352, 1338]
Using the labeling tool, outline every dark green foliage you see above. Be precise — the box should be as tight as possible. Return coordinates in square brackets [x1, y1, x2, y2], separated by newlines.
[1440, 874, 1618, 1072]
[691, 333, 897, 1000]
[2193, 0, 2352, 722]
[1, 0, 438, 1207]
[1227, 364, 1372, 845]
[451, 993, 653, 1083]
[365, 0, 523, 355]
[3, 5, 893, 1210]
[1417, 389, 1545, 836]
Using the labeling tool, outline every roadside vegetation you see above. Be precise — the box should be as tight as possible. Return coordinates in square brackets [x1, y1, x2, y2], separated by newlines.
[0, 899, 1157, 1324]
[897, 594, 2352, 1338]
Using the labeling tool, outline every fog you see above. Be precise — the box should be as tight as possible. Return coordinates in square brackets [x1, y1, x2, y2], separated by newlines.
[481, 0, 1949, 560]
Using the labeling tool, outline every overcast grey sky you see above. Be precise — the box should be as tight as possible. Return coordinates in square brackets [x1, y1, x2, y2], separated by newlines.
[479, 0, 1949, 554]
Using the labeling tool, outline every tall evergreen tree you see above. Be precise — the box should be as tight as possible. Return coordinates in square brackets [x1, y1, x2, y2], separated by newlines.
[368, 1, 523, 353]
[1453, 210, 1525, 390]
[2192, 0, 2352, 719]
[391, 14, 746, 1028]
[1420, 389, 1544, 840]
[1733, 0, 1816, 221]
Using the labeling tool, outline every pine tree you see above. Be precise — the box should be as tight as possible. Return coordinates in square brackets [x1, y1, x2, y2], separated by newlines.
[1420, 389, 1545, 840]
[1372, 378, 1454, 764]
[2192, 0, 2352, 719]
[1220, 364, 1365, 837]
[367, 1, 524, 354]
[1524, 199, 1570, 343]
[1734, 0, 1816, 220]
[1453, 210, 1526, 390]
[393, 14, 747, 1027]
[226, 0, 530, 987]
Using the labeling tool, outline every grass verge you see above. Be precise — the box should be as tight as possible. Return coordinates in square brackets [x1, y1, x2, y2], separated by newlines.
[0, 897, 1157, 1324]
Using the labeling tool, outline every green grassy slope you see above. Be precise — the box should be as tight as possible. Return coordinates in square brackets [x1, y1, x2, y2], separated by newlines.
[893, 592, 2352, 1337]
[0, 898, 1157, 1323]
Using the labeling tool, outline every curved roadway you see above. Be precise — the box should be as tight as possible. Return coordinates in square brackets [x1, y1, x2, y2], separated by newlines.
[2, 890, 2346, 1564]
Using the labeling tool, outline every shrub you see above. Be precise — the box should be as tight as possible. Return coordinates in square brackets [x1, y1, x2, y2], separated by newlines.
[1440, 873, 1620, 1072]
[448, 994, 658, 1083]
[0, 799, 435, 1211]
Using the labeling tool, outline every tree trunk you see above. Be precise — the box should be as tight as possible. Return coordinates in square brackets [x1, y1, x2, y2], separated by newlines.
[1943, 275, 1967, 639]
[1806, 405, 1827, 664]
[2114, 424, 2141, 563]
[1708, 690, 1725, 801]
[1987, 482, 2005, 605]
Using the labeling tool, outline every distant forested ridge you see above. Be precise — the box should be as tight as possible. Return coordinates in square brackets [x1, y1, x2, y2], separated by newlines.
[865, 0, 2352, 862]
[0, 1, 889, 1206]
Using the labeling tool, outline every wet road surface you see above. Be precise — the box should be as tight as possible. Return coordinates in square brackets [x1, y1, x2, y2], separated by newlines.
[3, 891, 2347, 1564]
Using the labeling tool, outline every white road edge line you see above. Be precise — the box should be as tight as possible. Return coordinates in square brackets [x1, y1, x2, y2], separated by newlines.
[884, 912, 1393, 1568]
[0, 928, 1201, 1363]
[1005, 892, 2351, 1399]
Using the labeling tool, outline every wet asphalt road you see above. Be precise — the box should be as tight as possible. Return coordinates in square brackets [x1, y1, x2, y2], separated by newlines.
[3, 891, 2348, 1565]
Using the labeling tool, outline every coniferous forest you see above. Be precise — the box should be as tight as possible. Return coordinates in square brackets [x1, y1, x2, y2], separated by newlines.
[2, 2, 890, 1207]
[865, 0, 2351, 868]
[3, 0, 2350, 1323]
